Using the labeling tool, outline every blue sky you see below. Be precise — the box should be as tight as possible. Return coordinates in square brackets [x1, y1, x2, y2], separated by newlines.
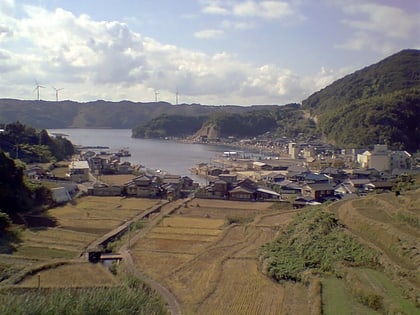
[0, 0, 419, 105]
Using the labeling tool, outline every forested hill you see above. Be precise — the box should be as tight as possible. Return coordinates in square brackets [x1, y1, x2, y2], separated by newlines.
[0, 98, 280, 129]
[302, 49, 420, 151]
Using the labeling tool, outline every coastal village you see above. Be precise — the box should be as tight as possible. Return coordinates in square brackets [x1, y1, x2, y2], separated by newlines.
[53, 134, 417, 209]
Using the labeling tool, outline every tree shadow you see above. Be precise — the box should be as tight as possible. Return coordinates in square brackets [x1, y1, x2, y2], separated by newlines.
[0, 229, 22, 254]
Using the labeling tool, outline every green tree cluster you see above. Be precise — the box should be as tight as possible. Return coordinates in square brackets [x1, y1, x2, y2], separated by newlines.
[204, 110, 278, 138]
[0, 151, 33, 215]
[132, 114, 207, 138]
[0, 121, 74, 163]
[319, 88, 419, 150]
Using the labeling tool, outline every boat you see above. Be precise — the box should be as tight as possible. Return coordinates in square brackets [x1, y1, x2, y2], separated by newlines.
[116, 148, 131, 157]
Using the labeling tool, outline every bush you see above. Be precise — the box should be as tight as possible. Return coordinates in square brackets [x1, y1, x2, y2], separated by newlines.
[226, 215, 254, 225]
[0, 276, 167, 315]
[259, 208, 375, 282]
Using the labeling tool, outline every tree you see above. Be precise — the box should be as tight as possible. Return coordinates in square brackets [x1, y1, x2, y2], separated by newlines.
[0, 151, 32, 214]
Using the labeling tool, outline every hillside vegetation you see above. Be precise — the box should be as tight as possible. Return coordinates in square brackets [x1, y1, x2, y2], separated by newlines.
[302, 49, 420, 151]
[132, 114, 207, 138]
[133, 103, 314, 140]
[260, 188, 420, 314]
[0, 122, 74, 163]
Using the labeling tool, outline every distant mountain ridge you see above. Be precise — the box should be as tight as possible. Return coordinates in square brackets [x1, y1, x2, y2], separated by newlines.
[0, 99, 281, 129]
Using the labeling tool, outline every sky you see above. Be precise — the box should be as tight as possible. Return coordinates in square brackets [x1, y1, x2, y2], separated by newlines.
[0, 0, 419, 105]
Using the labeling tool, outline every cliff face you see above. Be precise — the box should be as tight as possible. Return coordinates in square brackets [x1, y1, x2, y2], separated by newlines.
[192, 123, 220, 140]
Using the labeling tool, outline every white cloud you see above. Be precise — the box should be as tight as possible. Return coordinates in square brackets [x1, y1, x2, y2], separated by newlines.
[201, 0, 229, 15]
[342, 3, 419, 38]
[0, 0, 15, 15]
[337, 2, 420, 53]
[221, 20, 255, 30]
[200, 0, 305, 22]
[0, 4, 326, 105]
[193, 29, 224, 39]
[233, 1, 293, 20]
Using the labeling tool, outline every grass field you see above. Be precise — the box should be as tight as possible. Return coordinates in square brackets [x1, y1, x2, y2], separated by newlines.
[322, 277, 379, 315]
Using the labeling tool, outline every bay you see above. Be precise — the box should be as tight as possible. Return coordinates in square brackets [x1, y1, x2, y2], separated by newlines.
[48, 129, 244, 182]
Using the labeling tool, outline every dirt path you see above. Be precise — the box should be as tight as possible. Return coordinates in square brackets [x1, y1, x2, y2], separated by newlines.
[120, 247, 181, 315]
[119, 198, 188, 315]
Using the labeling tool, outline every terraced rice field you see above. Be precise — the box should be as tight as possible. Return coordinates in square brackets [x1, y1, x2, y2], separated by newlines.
[332, 189, 420, 312]
[1, 196, 160, 286]
[130, 199, 301, 314]
[17, 262, 119, 288]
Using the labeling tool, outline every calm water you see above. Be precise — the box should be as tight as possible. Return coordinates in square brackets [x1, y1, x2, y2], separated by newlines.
[48, 129, 242, 181]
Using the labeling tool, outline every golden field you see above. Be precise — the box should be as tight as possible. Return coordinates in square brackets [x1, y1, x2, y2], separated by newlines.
[1, 196, 161, 286]
[130, 198, 301, 315]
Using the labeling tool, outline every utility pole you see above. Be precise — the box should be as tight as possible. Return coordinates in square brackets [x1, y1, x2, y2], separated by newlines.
[127, 223, 131, 250]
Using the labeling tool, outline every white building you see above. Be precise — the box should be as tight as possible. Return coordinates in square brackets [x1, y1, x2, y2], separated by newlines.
[390, 151, 412, 170]
[68, 160, 90, 182]
[357, 145, 412, 172]
[289, 142, 299, 159]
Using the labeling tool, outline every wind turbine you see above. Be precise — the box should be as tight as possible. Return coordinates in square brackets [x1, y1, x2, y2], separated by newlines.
[52, 86, 64, 102]
[34, 80, 45, 101]
[175, 89, 179, 105]
[154, 89, 160, 103]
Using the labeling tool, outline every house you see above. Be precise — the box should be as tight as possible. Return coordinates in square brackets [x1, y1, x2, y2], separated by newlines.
[256, 187, 281, 200]
[229, 185, 256, 200]
[303, 172, 330, 183]
[301, 183, 335, 201]
[286, 165, 309, 182]
[253, 161, 272, 171]
[25, 165, 44, 179]
[161, 183, 177, 200]
[335, 183, 357, 195]
[212, 180, 228, 197]
[293, 196, 320, 209]
[180, 176, 197, 198]
[228, 178, 258, 201]
[346, 178, 372, 191]
[124, 175, 160, 198]
[181, 176, 195, 189]
[370, 180, 395, 191]
[67, 160, 90, 182]
[273, 180, 302, 194]
[218, 173, 237, 184]
[51, 187, 72, 203]
[207, 167, 224, 177]
[264, 172, 285, 183]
